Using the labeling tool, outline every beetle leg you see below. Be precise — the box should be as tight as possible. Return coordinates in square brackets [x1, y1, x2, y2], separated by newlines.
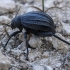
[53, 34, 70, 45]
[10, 30, 22, 37]
[24, 32, 29, 60]
[3, 36, 11, 50]
[3, 30, 22, 50]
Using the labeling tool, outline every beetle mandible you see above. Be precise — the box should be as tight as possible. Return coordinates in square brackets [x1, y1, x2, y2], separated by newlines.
[4, 11, 70, 60]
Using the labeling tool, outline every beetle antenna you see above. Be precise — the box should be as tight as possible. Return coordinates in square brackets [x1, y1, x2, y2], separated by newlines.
[31, 0, 45, 12]
[53, 34, 70, 45]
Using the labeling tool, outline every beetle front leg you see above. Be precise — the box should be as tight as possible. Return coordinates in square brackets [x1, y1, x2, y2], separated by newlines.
[24, 32, 29, 60]
[3, 30, 22, 50]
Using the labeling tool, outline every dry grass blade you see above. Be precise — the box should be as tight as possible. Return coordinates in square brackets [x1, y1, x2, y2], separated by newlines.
[42, 0, 44, 12]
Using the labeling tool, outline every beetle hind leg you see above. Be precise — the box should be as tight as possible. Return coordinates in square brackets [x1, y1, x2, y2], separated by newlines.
[24, 32, 29, 60]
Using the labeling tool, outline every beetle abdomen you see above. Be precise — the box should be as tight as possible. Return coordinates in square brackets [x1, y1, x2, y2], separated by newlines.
[21, 11, 55, 33]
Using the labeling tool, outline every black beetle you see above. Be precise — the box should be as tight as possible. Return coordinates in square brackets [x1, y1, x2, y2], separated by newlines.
[4, 11, 70, 60]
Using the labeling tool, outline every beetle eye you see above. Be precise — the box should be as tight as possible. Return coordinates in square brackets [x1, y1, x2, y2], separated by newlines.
[11, 22, 15, 29]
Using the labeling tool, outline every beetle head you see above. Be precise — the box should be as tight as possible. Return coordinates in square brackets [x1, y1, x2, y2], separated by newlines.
[11, 15, 22, 30]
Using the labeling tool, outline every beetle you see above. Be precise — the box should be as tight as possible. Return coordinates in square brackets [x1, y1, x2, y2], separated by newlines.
[4, 11, 70, 60]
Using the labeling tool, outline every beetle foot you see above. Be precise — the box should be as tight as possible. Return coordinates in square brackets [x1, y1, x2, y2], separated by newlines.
[25, 57, 29, 61]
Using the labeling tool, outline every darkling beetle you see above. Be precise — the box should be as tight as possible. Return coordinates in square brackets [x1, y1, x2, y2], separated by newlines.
[3, 11, 70, 60]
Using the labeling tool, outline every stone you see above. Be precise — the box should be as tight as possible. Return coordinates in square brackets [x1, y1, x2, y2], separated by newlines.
[29, 36, 42, 48]
[26, 0, 34, 4]
[0, 0, 70, 70]
[39, 52, 62, 68]
[44, 65, 53, 70]
[0, 25, 4, 35]
[52, 33, 68, 50]
[29, 51, 41, 61]
[33, 64, 53, 70]
[20, 55, 26, 62]
[45, 0, 56, 8]
[19, 33, 25, 42]
[55, 22, 63, 33]
[33, 65, 44, 70]
[11, 48, 22, 57]
[63, 52, 70, 67]
[61, 23, 70, 35]
[15, 2, 26, 15]
[0, 51, 11, 70]
[0, 16, 11, 24]
[0, 0, 16, 14]
[17, 42, 26, 51]
[10, 67, 20, 70]
[14, 0, 27, 4]
[42, 52, 49, 58]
